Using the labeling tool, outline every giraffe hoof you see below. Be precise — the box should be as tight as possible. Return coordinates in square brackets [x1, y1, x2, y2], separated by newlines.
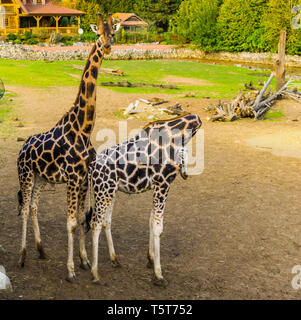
[38, 251, 47, 260]
[18, 249, 26, 268]
[111, 259, 121, 268]
[66, 275, 77, 284]
[37, 243, 47, 259]
[153, 277, 168, 287]
[92, 278, 101, 285]
[80, 261, 91, 271]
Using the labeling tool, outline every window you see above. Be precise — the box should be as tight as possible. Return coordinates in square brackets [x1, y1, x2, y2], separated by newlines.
[0, 6, 5, 29]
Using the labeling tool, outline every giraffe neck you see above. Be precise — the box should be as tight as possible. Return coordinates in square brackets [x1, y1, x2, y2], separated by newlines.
[64, 41, 104, 136]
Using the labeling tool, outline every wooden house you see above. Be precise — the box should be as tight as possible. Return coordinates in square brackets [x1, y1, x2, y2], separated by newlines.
[112, 13, 148, 32]
[0, 0, 84, 37]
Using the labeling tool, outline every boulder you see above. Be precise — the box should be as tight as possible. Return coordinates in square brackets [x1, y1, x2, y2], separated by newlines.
[0, 266, 12, 292]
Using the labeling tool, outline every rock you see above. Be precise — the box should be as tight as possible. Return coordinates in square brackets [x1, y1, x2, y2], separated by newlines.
[185, 92, 195, 97]
[0, 266, 13, 292]
[0, 42, 300, 67]
[49, 31, 62, 44]
[17, 137, 25, 141]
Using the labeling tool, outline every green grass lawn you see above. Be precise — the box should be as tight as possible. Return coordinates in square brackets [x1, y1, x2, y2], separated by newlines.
[264, 109, 285, 121]
[1, 58, 298, 99]
[0, 91, 18, 136]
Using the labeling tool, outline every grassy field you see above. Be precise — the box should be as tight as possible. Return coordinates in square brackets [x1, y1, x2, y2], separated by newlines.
[1, 58, 296, 99]
[0, 91, 18, 136]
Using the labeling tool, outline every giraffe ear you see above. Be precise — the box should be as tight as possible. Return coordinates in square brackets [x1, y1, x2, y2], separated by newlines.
[114, 23, 121, 33]
[112, 19, 121, 33]
[90, 24, 98, 34]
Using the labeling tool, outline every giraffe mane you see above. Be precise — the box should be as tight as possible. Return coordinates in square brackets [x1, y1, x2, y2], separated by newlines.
[142, 112, 191, 130]
[53, 43, 99, 127]
[73, 43, 98, 107]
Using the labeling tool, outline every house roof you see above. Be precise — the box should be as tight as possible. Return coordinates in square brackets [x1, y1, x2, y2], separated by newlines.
[113, 12, 148, 27]
[17, 0, 85, 16]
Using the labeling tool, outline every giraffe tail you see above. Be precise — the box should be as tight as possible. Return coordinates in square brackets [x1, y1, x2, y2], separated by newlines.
[17, 190, 23, 216]
[85, 207, 93, 233]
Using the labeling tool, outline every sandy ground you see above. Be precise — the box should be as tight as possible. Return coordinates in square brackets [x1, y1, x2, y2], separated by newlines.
[1, 85, 301, 300]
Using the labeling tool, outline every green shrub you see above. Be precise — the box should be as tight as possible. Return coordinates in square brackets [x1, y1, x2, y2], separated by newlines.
[79, 31, 97, 43]
[25, 38, 38, 45]
[24, 31, 33, 41]
[37, 29, 48, 41]
[7, 33, 17, 41]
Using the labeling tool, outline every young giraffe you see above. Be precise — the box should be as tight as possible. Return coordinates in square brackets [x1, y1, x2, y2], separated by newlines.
[17, 13, 120, 283]
[86, 114, 202, 286]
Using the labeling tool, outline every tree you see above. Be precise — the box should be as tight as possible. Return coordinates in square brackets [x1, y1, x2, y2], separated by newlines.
[217, 0, 268, 52]
[134, 0, 182, 31]
[261, 0, 301, 55]
[75, 0, 102, 31]
[173, 0, 219, 46]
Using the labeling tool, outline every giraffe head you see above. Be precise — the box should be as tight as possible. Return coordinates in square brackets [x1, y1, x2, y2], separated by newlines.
[144, 113, 202, 148]
[90, 13, 120, 54]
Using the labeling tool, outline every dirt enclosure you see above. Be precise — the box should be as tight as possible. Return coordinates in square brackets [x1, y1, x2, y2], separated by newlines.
[1, 86, 301, 300]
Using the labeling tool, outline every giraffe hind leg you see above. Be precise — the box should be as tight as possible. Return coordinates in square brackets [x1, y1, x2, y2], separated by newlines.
[104, 198, 120, 268]
[18, 173, 35, 268]
[30, 176, 47, 260]
[78, 180, 91, 271]
[66, 182, 80, 283]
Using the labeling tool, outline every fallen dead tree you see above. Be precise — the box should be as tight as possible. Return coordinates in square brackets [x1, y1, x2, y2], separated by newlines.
[121, 98, 188, 120]
[72, 65, 124, 76]
[99, 68, 124, 76]
[206, 73, 297, 121]
[101, 81, 177, 89]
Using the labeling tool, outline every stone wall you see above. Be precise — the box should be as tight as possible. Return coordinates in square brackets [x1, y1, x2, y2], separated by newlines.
[0, 42, 300, 68]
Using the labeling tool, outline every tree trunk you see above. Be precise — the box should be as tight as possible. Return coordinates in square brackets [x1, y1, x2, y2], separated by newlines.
[274, 30, 286, 92]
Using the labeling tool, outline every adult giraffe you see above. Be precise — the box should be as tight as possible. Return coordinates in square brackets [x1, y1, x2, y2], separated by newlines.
[17, 13, 120, 283]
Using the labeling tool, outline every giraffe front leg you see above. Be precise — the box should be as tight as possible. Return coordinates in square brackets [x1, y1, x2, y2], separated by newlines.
[91, 226, 102, 284]
[150, 186, 169, 287]
[151, 211, 168, 287]
[66, 183, 79, 283]
[78, 180, 91, 270]
[104, 198, 120, 268]
[147, 211, 154, 269]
